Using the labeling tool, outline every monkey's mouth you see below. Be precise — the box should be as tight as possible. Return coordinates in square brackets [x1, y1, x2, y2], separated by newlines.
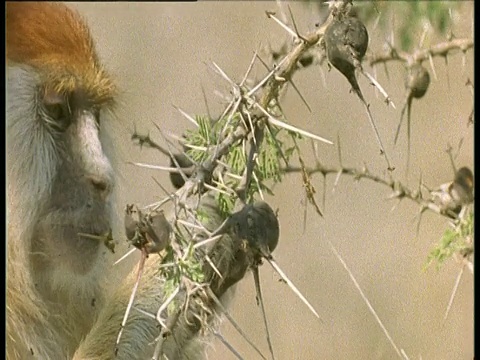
[32, 206, 113, 274]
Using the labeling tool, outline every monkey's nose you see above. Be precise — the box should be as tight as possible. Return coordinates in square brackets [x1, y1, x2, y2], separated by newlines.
[87, 175, 113, 197]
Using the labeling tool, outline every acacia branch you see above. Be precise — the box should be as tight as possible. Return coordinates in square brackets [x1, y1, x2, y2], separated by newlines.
[368, 38, 473, 66]
[282, 163, 455, 220]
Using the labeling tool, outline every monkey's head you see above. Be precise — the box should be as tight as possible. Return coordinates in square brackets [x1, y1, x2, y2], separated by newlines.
[6, 2, 117, 285]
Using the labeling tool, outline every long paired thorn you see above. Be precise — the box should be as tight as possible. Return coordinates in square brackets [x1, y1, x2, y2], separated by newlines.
[356, 92, 393, 171]
[406, 96, 412, 178]
[115, 249, 147, 351]
[114, 248, 137, 266]
[329, 242, 405, 360]
[213, 331, 245, 360]
[253, 267, 276, 360]
[77, 232, 104, 241]
[266, 11, 298, 39]
[192, 234, 223, 250]
[394, 95, 409, 145]
[240, 50, 259, 87]
[395, 94, 413, 177]
[286, 5, 301, 39]
[247, 54, 289, 97]
[266, 258, 322, 321]
[446, 143, 458, 175]
[428, 54, 438, 81]
[256, 104, 333, 145]
[208, 288, 267, 360]
[211, 61, 237, 88]
[443, 265, 465, 322]
[289, 79, 312, 112]
[200, 83, 212, 120]
[361, 70, 396, 109]
[252, 52, 311, 113]
[128, 162, 180, 172]
[346, 71, 393, 171]
[172, 105, 199, 127]
[204, 254, 223, 279]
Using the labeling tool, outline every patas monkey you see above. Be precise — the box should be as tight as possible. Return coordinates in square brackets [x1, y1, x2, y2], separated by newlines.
[7, 2, 117, 358]
[6, 3, 253, 359]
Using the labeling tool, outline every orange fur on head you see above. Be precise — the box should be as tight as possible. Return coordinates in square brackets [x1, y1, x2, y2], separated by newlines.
[6, 2, 116, 105]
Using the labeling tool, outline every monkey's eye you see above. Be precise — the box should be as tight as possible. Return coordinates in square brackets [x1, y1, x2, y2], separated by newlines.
[44, 101, 72, 132]
[92, 107, 102, 128]
[41, 87, 71, 132]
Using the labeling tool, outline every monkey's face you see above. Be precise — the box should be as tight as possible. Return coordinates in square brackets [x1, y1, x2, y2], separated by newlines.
[6, 2, 118, 280]
[31, 91, 115, 275]
[7, 77, 115, 278]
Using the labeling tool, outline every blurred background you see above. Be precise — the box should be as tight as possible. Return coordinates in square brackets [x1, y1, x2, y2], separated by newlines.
[71, 2, 473, 359]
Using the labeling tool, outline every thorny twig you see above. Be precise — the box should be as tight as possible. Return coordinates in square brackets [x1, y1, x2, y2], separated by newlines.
[282, 162, 462, 221]
[368, 38, 473, 66]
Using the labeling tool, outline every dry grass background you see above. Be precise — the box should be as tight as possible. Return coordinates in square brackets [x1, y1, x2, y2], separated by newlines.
[71, 2, 473, 359]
